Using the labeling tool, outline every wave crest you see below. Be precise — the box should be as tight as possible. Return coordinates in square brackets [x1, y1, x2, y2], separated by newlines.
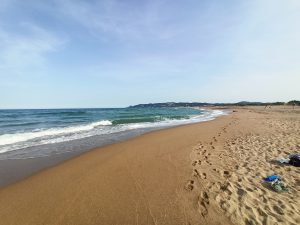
[0, 120, 112, 146]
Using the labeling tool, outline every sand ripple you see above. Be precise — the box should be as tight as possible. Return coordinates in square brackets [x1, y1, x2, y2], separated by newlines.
[188, 108, 300, 225]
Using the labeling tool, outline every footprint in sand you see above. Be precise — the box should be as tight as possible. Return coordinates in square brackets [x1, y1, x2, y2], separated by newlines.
[198, 192, 210, 217]
[273, 205, 285, 215]
[223, 171, 230, 178]
[193, 169, 207, 179]
[185, 180, 194, 191]
[192, 160, 202, 166]
[213, 168, 220, 173]
[200, 172, 207, 179]
[193, 169, 200, 177]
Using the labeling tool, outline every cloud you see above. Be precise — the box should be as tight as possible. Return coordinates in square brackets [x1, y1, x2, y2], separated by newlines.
[53, 0, 144, 39]
[0, 23, 66, 74]
[0, 0, 299, 108]
[53, 0, 198, 42]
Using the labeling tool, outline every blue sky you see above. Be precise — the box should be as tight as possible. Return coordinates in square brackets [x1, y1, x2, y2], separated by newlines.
[0, 0, 299, 108]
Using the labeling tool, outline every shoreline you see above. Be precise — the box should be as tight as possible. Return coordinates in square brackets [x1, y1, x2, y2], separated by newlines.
[0, 107, 221, 159]
[0, 110, 228, 188]
[0, 106, 299, 225]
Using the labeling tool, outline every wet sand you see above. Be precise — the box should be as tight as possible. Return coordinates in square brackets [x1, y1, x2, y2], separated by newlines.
[0, 106, 299, 225]
[0, 151, 82, 187]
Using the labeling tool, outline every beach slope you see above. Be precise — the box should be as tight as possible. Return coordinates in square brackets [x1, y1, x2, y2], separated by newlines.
[0, 107, 299, 225]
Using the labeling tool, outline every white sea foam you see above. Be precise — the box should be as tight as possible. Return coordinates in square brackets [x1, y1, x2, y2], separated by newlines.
[118, 110, 227, 130]
[0, 120, 112, 146]
[0, 110, 227, 155]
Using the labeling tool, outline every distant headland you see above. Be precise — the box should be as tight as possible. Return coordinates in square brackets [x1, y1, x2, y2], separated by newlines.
[129, 100, 300, 108]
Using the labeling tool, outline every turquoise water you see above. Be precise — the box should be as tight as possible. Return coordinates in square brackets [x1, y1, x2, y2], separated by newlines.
[0, 107, 225, 158]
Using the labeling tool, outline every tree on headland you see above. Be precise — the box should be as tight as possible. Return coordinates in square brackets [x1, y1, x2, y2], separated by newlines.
[287, 100, 300, 106]
[270, 102, 285, 106]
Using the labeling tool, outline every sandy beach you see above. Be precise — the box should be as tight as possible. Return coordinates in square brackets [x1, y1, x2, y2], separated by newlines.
[0, 106, 299, 225]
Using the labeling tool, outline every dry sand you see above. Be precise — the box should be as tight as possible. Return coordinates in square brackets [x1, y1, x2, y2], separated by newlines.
[0, 106, 299, 225]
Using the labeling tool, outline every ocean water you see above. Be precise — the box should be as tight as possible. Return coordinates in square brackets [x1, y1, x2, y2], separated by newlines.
[0, 107, 226, 159]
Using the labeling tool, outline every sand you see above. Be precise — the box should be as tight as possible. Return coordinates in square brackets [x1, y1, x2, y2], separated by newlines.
[0, 106, 299, 225]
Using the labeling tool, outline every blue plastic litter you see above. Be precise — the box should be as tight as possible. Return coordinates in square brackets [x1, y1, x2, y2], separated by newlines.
[264, 175, 280, 182]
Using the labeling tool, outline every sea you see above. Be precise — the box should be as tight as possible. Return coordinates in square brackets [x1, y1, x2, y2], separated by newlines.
[0, 107, 226, 160]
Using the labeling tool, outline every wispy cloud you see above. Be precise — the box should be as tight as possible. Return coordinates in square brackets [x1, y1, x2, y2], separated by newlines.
[53, 0, 203, 42]
[0, 23, 66, 74]
[0, 0, 299, 108]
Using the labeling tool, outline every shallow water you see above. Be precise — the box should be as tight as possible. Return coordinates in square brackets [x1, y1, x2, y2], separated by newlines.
[0, 107, 226, 159]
